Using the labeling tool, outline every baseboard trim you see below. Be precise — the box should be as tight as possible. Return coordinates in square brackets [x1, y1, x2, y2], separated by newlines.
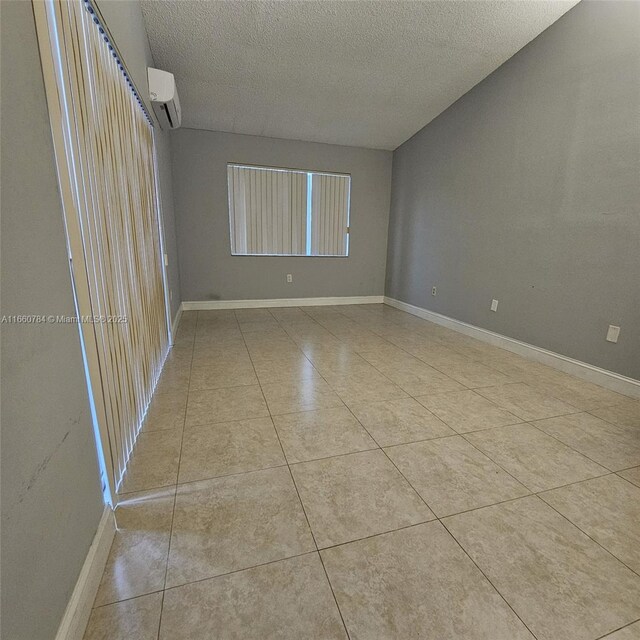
[384, 296, 640, 399]
[55, 507, 115, 640]
[182, 295, 384, 311]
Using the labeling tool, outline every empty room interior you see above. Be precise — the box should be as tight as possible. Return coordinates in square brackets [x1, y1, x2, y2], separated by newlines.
[3, 0, 640, 638]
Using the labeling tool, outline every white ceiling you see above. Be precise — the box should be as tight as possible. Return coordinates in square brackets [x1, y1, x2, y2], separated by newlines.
[141, 0, 579, 150]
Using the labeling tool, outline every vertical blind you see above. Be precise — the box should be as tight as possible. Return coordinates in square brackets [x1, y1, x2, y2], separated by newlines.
[228, 164, 350, 256]
[228, 165, 308, 255]
[311, 173, 350, 256]
[34, 0, 170, 499]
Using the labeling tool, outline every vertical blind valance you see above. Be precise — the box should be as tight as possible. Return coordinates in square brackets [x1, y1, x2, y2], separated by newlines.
[228, 164, 351, 257]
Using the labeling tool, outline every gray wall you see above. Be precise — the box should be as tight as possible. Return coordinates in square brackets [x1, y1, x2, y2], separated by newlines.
[170, 129, 392, 301]
[385, 0, 640, 380]
[0, 3, 104, 639]
[97, 0, 182, 320]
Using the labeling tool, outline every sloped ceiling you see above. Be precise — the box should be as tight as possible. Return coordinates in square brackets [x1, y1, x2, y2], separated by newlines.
[141, 0, 579, 149]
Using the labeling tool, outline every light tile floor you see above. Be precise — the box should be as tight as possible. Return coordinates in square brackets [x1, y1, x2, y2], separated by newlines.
[85, 304, 640, 640]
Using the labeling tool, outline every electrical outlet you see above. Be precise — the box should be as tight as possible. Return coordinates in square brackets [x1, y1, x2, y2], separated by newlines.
[432, 286, 437, 296]
[491, 299, 499, 312]
[286, 274, 293, 283]
[606, 325, 620, 343]
[164, 253, 169, 267]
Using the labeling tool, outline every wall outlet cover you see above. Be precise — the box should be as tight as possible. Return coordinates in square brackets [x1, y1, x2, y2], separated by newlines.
[286, 274, 293, 283]
[432, 286, 437, 296]
[606, 325, 620, 343]
[491, 299, 499, 312]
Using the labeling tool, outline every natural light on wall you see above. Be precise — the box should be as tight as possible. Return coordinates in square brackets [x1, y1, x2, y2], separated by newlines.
[228, 164, 351, 256]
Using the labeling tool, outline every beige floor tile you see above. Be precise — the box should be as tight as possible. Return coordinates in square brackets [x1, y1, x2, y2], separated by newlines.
[444, 496, 640, 640]
[362, 353, 467, 396]
[252, 355, 320, 385]
[83, 593, 162, 640]
[189, 360, 258, 391]
[95, 488, 174, 606]
[385, 436, 529, 517]
[120, 430, 181, 494]
[269, 306, 310, 321]
[234, 308, 274, 322]
[178, 417, 285, 483]
[197, 309, 237, 322]
[163, 345, 194, 369]
[321, 521, 534, 640]
[153, 365, 190, 396]
[141, 391, 186, 432]
[172, 328, 196, 349]
[325, 371, 408, 404]
[416, 390, 521, 433]
[291, 450, 434, 548]
[540, 475, 640, 573]
[191, 340, 248, 360]
[165, 467, 315, 587]
[160, 554, 346, 640]
[185, 385, 268, 427]
[434, 359, 514, 388]
[533, 412, 640, 471]
[358, 347, 421, 368]
[618, 466, 640, 487]
[238, 318, 283, 332]
[601, 621, 640, 639]
[528, 377, 627, 411]
[349, 397, 454, 446]
[273, 407, 376, 463]
[466, 423, 608, 492]
[476, 383, 580, 421]
[397, 375, 467, 397]
[107, 305, 640, 638]
[246, 339, 302, 362]
[305, 348, 379, 377]
[261, 377, 343, 415]
[193, 331, 246, 348]
[591, 398, 640, 429]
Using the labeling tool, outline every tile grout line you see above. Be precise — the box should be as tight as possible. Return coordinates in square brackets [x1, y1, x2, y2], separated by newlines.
[155, 309, 197, 640]
[594, 617, 640, 640]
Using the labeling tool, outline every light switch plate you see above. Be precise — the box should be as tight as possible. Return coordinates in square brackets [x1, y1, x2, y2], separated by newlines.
[491, 299, 499, 312]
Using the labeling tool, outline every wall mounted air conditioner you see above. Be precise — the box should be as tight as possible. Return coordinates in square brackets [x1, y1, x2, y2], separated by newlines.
[148, 67, 181, 130]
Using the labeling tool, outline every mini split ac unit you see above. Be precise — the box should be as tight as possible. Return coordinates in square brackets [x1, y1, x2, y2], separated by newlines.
[148, 67, 181, 130]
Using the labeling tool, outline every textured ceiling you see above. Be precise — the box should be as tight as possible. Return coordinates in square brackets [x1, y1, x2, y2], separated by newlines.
[140, 0, 579, 150]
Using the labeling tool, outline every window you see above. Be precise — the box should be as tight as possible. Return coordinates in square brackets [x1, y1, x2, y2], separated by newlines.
[228, 164, 351, 256]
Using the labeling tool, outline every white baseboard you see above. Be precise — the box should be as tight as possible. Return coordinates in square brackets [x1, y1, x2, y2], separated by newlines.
[182, 295, 384, 311]
[384, 296, 640, 399]
[55, 507, 115, 640]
